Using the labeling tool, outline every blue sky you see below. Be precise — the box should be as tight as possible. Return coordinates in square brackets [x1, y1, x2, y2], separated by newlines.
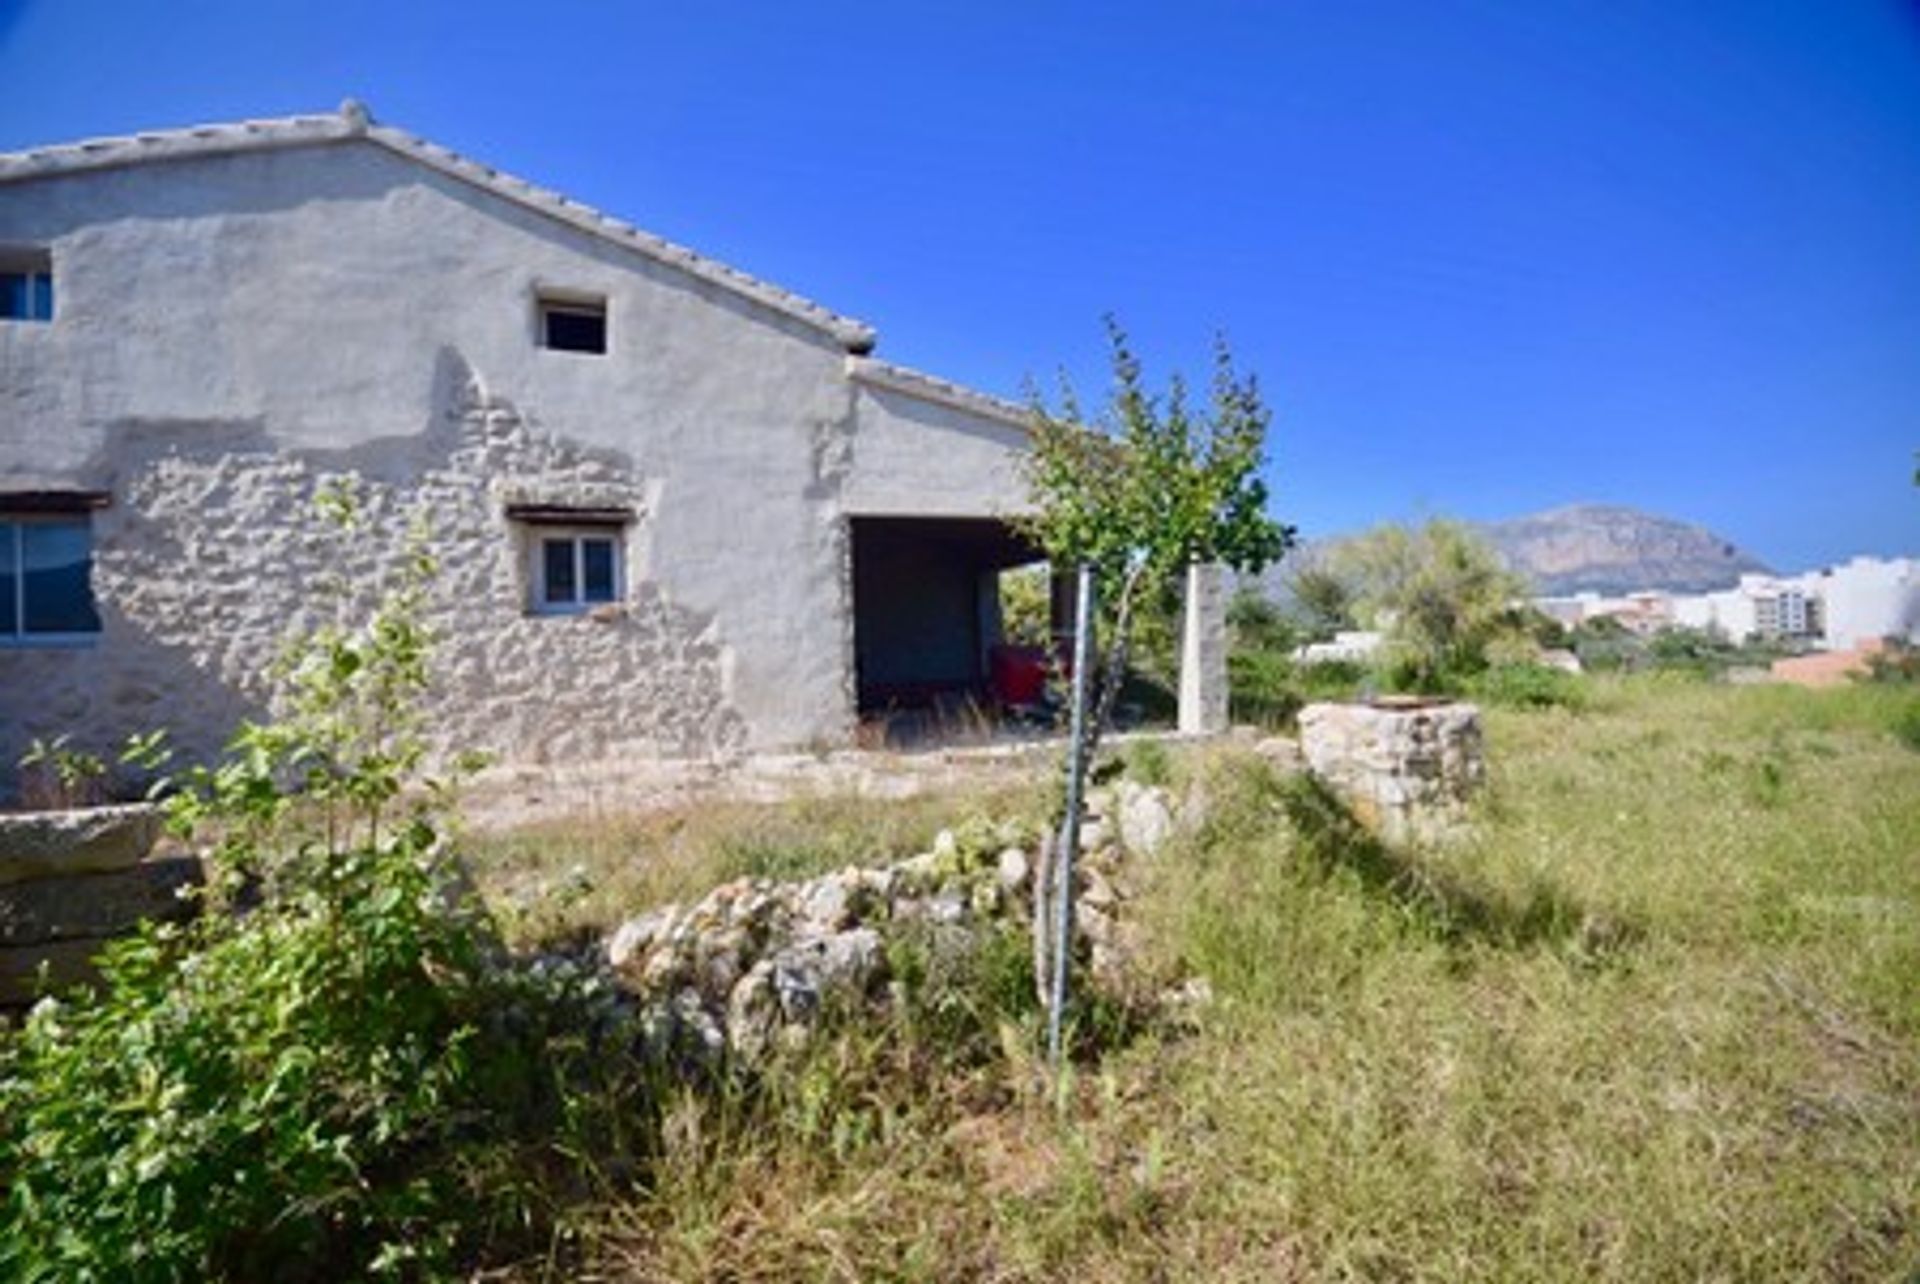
[3, 0, 1916, 570]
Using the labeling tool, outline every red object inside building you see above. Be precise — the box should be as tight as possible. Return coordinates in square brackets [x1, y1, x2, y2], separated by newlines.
[988, 644, 1051, 706]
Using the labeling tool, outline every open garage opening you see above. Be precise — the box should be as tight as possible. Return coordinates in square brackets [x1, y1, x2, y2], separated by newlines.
[848, 516, 1058, 743]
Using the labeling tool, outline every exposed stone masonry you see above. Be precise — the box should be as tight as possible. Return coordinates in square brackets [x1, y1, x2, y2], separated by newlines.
[3, 361, 744, 773]
[0, 804, 198, 1008]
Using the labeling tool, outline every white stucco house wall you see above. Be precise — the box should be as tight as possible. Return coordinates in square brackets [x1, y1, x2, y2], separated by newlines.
[0, 102, 1048, 779]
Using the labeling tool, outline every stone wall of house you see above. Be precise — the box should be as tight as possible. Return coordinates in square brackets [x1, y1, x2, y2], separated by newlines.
[1, 362, 745, 773]
[1298, 700, 1485, 845]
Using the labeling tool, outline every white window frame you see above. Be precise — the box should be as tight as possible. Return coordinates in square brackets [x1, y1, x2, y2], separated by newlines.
[0, 515, 101, 648]
[530, 527, 624, 615]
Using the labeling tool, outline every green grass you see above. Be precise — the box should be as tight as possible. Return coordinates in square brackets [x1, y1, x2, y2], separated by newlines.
[464, 676, 1920, 1281]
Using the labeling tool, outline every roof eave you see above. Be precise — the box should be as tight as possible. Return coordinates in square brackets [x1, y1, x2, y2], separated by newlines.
[845, 355, 1032, 432]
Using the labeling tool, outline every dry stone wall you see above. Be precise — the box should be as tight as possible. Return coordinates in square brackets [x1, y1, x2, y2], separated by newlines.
[601, 780, 1185, 1065]
[2, 360, 744, 775]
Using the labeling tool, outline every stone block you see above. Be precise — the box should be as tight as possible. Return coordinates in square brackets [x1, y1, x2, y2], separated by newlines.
[0, 856, 201, 947]
[1115, 781, 1175, 857]
[0, 804, 164, 885]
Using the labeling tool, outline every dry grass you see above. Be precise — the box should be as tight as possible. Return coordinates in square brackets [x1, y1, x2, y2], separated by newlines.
[464, 676, 1920, 1281]
[462, 782, 1050, 948]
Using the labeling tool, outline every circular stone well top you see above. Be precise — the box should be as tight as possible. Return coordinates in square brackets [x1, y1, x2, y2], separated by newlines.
[1364, 694, 1455, 711]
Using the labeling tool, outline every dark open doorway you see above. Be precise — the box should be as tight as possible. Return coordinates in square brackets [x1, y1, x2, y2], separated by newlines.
[849, 516, 1044, 717]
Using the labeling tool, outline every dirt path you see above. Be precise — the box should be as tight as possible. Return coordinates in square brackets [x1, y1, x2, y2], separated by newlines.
[458, 738, 1064, 831]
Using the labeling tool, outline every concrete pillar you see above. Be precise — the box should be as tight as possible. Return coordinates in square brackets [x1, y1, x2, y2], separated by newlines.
[1049, 563, 1079, 653]
[1178, 560, 1229, 734]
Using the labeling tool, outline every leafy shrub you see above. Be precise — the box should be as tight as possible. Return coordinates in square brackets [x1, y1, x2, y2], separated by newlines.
[1463, 663, 1587, 711]
[1226, 588, 1298, 655]
[0, 825, 494, 1279]
[1858, 640, 1920, 685]
[1333, 519, 1527, 691]
[1120, 737, 1173, 787]
[13, 730, 168, 810]
[1228, 647, 1302, 728]
[0, 499, 624, 1280]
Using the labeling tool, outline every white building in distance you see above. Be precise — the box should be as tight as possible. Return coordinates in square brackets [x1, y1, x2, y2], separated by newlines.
[1540, 556, 1918, 652]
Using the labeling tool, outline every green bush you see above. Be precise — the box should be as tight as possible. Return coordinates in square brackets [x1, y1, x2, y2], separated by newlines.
[1227, 627, 1374, 729]
[0, 499, 626, 1280]
[1463, 663, 1588, 711]
[1858, 641, 1920, 686]
[0, 828, 494, 1279]
[1227, 647, 1302, 728]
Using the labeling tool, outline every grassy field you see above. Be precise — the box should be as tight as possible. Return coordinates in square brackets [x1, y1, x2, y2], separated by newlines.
[466, 676, 1920, 1281]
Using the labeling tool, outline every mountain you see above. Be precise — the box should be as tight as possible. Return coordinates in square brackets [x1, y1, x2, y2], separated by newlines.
[1477, 504, 1771, 596]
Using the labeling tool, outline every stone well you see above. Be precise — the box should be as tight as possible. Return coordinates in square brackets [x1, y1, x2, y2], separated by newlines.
[1297, 698, 1485, 845]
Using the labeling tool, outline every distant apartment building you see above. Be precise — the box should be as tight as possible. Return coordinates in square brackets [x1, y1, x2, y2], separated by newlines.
[1801, 556, 1920, 652]
[1541, 556, 1917, 651]
[1667, 575, 1821, 644]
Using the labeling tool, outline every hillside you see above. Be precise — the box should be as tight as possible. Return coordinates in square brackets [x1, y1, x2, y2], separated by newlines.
[1480, 503, 1772, 595]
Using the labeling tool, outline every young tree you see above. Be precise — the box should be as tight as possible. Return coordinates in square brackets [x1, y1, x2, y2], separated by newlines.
[1284, 560, 1359, 642]
[1017, 319, 1292, 1030]
[1018, 318, 1294, 734]
[1334, 517, 1526, 690]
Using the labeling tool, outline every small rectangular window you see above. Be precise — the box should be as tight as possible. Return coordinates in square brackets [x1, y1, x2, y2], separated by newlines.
[530, 528, 624, 613]
[0, 249, 53, 323]
[1, 515, 101, 643]
[538, 294, 607, 354]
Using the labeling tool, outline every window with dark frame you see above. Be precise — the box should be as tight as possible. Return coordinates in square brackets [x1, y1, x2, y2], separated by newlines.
[0, 249, 53, 323]
[532, 529, 623, 613]
[538, 293, 608, 354]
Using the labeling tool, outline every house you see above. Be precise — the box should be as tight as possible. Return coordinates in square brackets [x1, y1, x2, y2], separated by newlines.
[0, 102, 1062, 776]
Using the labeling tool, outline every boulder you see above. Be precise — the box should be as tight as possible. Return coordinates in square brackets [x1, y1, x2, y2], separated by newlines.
[0, 856, 200, 948]
[1253, 736, 1305, 774]
[1115, 781, 1175, 857]
[995, 847, 1031, 894]
[0, 804, 164, 886]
